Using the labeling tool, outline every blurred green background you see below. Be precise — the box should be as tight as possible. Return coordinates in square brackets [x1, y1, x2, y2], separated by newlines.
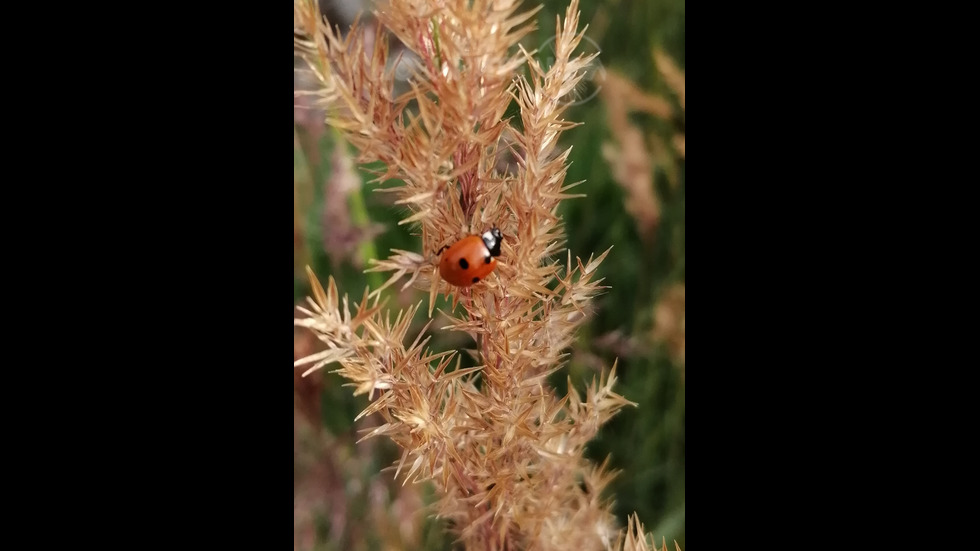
[294, 0, 684, 548]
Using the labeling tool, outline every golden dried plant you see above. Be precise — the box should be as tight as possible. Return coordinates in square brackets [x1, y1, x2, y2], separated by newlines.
[293, 0, 680, 549]
[651, 283, 685, 380]
[652, 49, 684, 112]
[598, 60, 685, 246]
[652, 49, 685, 160]
[597, 46, 684, 244]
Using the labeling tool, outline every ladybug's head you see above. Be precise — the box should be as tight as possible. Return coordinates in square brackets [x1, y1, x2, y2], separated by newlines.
[481, 227, 504, 257]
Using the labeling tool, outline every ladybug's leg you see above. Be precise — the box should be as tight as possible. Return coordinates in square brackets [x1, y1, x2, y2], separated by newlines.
[431, 244, 450, 267]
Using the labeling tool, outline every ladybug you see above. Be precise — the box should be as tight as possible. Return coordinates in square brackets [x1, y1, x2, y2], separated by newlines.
[437, 227, 504, 287]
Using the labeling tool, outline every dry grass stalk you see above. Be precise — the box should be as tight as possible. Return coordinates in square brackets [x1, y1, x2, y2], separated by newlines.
[599, 71, 663, 244]
[612, 513, 682, 551]
[598, 53, 685, 244]
[652, 48, 684, 161]
[652, 49, 684, 111]
[293, 0, 678, 548]
[650, 283, 685, 380]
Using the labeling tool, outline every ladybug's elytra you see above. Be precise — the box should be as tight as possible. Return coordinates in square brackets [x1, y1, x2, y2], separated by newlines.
[437, 228, 504, 287]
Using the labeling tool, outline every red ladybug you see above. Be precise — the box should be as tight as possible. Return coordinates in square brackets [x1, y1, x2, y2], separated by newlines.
[437, 227, 504, 287]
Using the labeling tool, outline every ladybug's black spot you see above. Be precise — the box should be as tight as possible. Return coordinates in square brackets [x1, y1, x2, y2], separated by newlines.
[472, 277, 480, 283]
[458, 258, 469, 270]
[484, 255, 492, 264]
